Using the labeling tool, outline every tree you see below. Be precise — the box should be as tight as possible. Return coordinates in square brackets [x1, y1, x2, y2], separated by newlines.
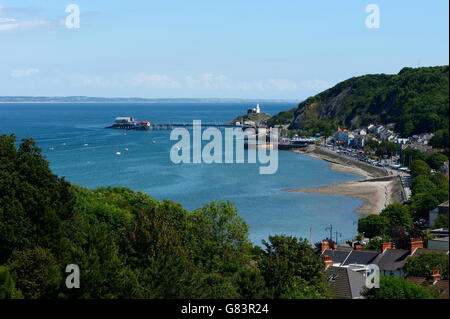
[280, 280, 328, 299]
[7, 247, 62, 299]
[258, 235, 329, 298]
[410, 160, 432, 177]
[363, 276, 432, 299]
[357, 214, 389, 238]
[404, 252, 449, 280]
[433, 213, 449, 228]
[376, 141, 398, 157]
[233, 266, 267, 299]
[0, 266, 23, 299]
[188, 201, 252, 274]
[429, 129, 449, 149]
[380, 203, 413, 228]
[426, 153, 448, 170]
[412, 175, 438, 195]
[410, 193, 440, 220]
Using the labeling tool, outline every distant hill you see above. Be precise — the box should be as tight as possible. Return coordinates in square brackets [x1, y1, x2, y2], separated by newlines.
[0, 96, 297, 103]
[273, 66, 449, 137]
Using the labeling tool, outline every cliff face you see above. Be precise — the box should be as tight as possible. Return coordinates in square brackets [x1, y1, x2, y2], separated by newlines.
[288, 66, 449, 136]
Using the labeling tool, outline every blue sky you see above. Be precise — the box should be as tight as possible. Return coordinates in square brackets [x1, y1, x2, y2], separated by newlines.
[0, 0, 448, 99]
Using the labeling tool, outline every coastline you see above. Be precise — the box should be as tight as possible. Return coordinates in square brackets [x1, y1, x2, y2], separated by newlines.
[286, 146, 403, 217]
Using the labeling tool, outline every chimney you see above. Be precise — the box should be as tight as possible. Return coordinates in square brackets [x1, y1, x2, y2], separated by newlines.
[410, 238, 424, 255]
[381, 242, 395, 252]
[320, 240, 330, 252]
[429, 269, 441, 284]
[323, 255, 333, 268]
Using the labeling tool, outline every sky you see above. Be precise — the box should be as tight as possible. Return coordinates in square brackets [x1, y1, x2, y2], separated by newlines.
[0, 0, 448, 100]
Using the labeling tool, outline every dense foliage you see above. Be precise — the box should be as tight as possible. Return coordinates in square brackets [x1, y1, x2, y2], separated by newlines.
[363, 276, 432, 299]
[404, 252, 449, 280]
[0, 135, 329, 299]
[287, 66, 449, 142]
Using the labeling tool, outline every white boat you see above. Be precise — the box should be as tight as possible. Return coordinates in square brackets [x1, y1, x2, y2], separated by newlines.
[115, 151, 121, 155]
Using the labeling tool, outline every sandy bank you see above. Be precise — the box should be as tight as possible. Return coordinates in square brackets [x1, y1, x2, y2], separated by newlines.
[286, 177, 397, 216]
[288, 145, 404, 216]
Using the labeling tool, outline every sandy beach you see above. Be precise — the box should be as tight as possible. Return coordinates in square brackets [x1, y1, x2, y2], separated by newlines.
[286, 147, 403, 216]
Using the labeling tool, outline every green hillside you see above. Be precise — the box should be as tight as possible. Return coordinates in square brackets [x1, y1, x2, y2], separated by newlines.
[286, 66, 449, 137]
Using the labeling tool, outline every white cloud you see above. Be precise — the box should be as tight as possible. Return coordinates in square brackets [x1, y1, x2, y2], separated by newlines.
[11, 68, 39, 78]
[0, 18, 50, 32]
[133, 73, 181, 88]
[68, 75, 121, 87]
[61, 72, 331, 94]
[185, 74, 229, 89]
[262, 78, 331, 91]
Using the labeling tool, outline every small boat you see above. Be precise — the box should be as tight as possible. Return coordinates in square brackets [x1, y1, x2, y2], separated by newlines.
[152, 140, 156, 144]
[49, 147, 54, 151]
[61, 142, 66, 146]
[115, 151, 121, 155]
[83, 144, 89, 147]
[124, 148, 129, 151]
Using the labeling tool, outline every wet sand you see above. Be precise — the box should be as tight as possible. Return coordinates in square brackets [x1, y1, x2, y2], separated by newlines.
[287, 147, 400, 216]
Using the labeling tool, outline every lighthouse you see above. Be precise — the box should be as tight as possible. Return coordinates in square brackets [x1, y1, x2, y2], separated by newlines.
[255, 103, 260, 114]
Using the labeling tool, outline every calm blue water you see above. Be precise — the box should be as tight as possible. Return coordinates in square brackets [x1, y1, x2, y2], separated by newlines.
[0, 103, 362, 245]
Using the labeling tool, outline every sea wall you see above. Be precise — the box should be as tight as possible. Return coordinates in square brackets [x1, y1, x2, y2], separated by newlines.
[302, 145, 389, 178]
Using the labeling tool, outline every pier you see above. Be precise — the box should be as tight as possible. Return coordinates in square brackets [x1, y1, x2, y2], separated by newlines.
[106, 119, 254, 130]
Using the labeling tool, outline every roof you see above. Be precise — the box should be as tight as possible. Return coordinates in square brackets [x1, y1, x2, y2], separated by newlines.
[321, 249, 380, 266]
[373, 249, 409, 271]
[427, 237, 449, 251]
[321, 250, 351, 265]
[325, 266, 366, 299]
[411, 247, 449, 257]
[342, 250, 379, 266]
[407, 278, 449, 299]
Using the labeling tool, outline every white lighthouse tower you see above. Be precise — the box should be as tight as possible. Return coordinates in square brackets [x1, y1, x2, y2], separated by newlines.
[255, 103, 260, 114]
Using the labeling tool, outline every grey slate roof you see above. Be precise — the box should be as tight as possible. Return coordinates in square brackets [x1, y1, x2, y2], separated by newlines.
[341, 250, 379, 266]
[325, 266, 366, 299]
[321, 249, 379, 266]
[372, 249, 409, 271]
[427, 237, 449, 251]
[412, 247, 449, 257]
[321, 250, 351, 264]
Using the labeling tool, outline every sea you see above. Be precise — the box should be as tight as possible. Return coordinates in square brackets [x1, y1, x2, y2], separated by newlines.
[0, 102, 362, 245]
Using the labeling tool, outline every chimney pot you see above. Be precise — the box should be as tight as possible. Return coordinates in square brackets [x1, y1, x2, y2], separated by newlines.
[381, 242, 395, 251]
[410, 238, 424, 255]
[429, 269, 441, 283]
[320, 240, 330, 252]
[323, 255, 333, 268]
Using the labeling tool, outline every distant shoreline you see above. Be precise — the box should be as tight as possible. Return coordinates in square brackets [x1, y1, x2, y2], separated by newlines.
[0, 99, 299, 104]
[285, 145, 404, 216]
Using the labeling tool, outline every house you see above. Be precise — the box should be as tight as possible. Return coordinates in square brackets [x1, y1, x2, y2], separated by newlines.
[427, 237, 449, 251]
[403, 142, 434, 153]
[319, 240, 379, 277]
[372, 247, 409, 277]
[429, 201, 449, 228]
[373, 238, 449, 277]
[407, 270, 449, 299]
[325, 266, 367, 299]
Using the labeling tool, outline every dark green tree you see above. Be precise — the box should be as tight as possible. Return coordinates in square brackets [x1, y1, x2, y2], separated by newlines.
[357, 214, 389, 238]
[404, 252, 449, 280]
[363, 276, 432, 299]
[258, 235, 329, 298]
